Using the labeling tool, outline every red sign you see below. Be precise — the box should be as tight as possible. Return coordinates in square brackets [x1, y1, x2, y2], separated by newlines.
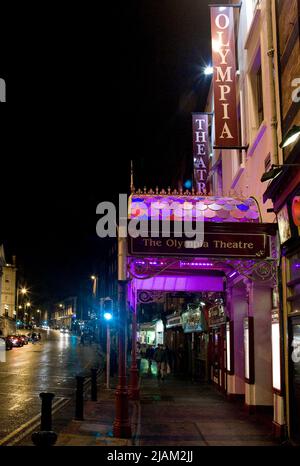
[210, 7, 239, 147]
[292, 197, 300, 227]
[192, 114, 209, 194]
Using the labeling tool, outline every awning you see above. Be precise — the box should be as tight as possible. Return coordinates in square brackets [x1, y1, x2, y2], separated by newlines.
[129, 195, 261, 223]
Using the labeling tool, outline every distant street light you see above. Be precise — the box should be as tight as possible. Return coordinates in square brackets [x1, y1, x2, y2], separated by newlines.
[16, 287, 29, 322]
[91, 275, 98, 299]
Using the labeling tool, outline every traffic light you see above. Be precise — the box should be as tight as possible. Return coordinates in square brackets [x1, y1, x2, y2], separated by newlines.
[103, 298, 113, 321]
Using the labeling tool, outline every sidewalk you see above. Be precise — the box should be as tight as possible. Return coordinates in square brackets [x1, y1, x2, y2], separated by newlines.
[19, 376, 135, 446]
[137, 367, 280, 446]
[19, 362, 281, 447]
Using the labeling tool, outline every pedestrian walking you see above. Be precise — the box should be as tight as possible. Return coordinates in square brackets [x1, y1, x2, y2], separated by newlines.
[136, 342, 142, 373]
[145, 345, 154, 374]
[154, 344, 168, 380]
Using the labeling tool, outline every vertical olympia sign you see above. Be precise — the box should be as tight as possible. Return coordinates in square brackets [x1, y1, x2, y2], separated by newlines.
[210, 6, 239, 147]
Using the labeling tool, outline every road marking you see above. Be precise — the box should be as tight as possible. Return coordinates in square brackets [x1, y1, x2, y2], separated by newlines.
[0, 397, 68, 446]
[8, 404, 20, 411]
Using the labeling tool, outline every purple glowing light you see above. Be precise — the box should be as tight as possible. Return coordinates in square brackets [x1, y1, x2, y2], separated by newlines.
[134, 274, 224, 292]
[229, 271, 237, 278]
[180, 261, 214, 267]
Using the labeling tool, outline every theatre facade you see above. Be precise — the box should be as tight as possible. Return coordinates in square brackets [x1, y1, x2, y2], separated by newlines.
[125, 191, 282, 437]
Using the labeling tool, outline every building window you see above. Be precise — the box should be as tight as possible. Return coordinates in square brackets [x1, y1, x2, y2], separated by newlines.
[256, 66, 264, 127]
[249, 48, 265, 133]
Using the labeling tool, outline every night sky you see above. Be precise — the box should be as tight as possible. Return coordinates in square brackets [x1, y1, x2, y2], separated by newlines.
[0, 1, 226, 305]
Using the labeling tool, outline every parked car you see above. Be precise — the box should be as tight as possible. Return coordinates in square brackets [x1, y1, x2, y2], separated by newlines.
[60, 328, 69, 334]
[18, 334, 29, 345]
[7, 335, 24, 347]
[0, 337, 13, 350]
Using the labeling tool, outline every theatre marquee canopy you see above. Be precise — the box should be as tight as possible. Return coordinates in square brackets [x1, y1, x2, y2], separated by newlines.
[128, 194, 276, 259]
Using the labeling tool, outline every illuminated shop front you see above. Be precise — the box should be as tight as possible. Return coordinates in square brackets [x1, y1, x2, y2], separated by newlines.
[138, 322, 156, 345]
[127, 192, 278, 425]
[137, 320, 163, 346]
[264, 182, 300, 442]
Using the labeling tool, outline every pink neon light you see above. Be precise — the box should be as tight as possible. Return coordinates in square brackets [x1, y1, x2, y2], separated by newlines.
[134, 274, 224, 292]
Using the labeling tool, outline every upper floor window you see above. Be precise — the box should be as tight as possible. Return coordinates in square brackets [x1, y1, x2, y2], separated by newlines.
[256, 66, 264, 126]
[249, 48, 265, 132]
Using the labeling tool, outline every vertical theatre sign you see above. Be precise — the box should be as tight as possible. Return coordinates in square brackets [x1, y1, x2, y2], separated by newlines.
[192, 113, 209, 194]
[210, 6, 239, 147]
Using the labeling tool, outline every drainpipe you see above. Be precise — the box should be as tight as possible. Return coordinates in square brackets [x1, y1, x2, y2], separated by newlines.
[265, 0, 279, 165]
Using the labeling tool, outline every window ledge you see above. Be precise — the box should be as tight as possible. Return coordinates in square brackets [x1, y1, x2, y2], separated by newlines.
[244, 5, 261, 50]
[248, 121, 267, 157]
[231, 164, 245, 189]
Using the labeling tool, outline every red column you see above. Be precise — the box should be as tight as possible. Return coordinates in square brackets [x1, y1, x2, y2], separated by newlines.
[113, 280, 132, 438]
[129, 301, 140, 400]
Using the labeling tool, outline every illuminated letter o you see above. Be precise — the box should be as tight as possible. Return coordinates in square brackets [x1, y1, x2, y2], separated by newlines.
[215, 14, 229, 30]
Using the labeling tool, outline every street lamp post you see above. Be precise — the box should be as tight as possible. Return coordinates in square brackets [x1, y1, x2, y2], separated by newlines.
[16, 287, 28, 323]
[91, 275, 99, 341]
[103, 312, 112, 389]
[129, 301, 139, 400]
[113, 235, 131, 439]
[25, 302, 31, 326]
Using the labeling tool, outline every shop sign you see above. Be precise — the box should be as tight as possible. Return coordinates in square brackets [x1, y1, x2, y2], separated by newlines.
[182, 306, 205, 333]
[271, 309, 280, 325]
[277, 204, 292, 244]
[292, 197, 300, 234]
[128, 232, 269, 258]
[166, 316, 182, 329]
[208, 304, 226, 327]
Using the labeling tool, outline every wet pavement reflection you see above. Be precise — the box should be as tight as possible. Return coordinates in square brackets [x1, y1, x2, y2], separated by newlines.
[0, 330, 101, 440]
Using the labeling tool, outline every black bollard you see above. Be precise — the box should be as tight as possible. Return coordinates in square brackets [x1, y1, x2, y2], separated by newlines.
[40, 392, 55, 430]
[75, 375, 85, 420]
[31, 392, 57, 446]
[91, 368, 98, 401]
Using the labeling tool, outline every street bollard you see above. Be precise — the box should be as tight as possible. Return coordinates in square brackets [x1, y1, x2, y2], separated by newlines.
[31, 392, 57, 446]
[91, 368, 98, 402]
[75, 375, 85, 420]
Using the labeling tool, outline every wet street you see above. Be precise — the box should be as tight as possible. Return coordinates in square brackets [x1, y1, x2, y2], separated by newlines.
[0, 330, 101, 441]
